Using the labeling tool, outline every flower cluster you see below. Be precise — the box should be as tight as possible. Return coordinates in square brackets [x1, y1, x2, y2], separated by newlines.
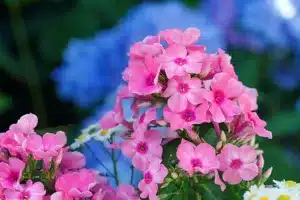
[0, 114, 139, 200]
[99, 27, 272, 199]
[244, 180, 300, 200]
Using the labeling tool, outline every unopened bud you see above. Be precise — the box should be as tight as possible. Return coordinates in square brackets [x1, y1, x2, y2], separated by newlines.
[171, 172, 178, 179]
[256, 150, 264, 155]
[254, 144, 259, 149]
[138, 101, 152, 108]
[250, 136, 256, 146]
[263, 167, 273, 180]
[216, 141, 223, 151]
[257, 154, 265, 169]
[220, 131, 226, 142]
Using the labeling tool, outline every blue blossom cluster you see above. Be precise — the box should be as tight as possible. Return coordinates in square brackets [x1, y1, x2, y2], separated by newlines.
[53, 1, 225, 108]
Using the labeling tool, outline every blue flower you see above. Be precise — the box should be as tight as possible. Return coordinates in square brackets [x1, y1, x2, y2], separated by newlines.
[52, 28, 128, 107]
[53, 2, 225, 107]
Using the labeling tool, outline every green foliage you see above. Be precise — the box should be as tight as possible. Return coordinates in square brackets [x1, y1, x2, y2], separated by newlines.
[0, 93, 11, 114]
[267, 111, 300, 136]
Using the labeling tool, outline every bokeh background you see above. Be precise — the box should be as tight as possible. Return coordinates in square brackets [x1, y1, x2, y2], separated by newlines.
[1, 0, 300, 183]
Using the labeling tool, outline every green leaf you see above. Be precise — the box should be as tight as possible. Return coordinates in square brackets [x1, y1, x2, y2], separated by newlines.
[162, 139, 181, 167]
[266, 111, 300, 136]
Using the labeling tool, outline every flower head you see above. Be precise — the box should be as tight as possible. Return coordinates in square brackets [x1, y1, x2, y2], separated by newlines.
[4, 180, 45, 200]
[177, 139, 219, 175]
[0, 158, 25, 189]
[138, 158, 168, 200]
[218, 144, 259, 184]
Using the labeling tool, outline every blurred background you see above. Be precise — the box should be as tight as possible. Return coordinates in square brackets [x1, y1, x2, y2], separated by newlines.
[1, 0, 300, 183]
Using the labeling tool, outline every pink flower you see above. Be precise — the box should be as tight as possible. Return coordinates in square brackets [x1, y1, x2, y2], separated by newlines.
[163, 75, 205, 112]
[0, 158, 25, 189]
[99, 86, 133, 130]
[138, 159, 168, 200]
[121, 130, 162, 171]
[60, 151, 86, 171]
[238, 87, 258, 112]
[159, 44, 205, 78]
[0, 184, 4, 199]
[4, 180, 45, 200]
[133, 108, 157, 133]
[245, 112, 272, 139]
[176, 140, 219, 175]
[201, 49, 237, 79]
[163, 103, 209, 130]
[9, 113, 38, 135]
[26, 131, 67, 160]
[218, 144, 259, 184]
[203, 72, 244, 123]
[160, 28, 200, 46]
[128, 36, 163, 60]
[92, 185, 115, 200]
[55, 170, 97, 199]
[115, 184, 139, 200]
[127, 56, 162, 95]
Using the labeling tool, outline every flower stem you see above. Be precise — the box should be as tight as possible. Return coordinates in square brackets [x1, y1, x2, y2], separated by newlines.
[111, 148, 120, 185]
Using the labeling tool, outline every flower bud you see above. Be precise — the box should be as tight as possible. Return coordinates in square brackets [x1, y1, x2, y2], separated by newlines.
[171, 172, 178, 179]
[257, 154, 265, 169]
[220, 131, 226, 142]
[256, 150, 264, 155]
[263, 167, 273, 180]
[216, 141, 223, 151]
[250, 136, 256, 146]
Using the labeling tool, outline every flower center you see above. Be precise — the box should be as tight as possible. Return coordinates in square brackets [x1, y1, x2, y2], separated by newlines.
[144, 172, 153, 184]
[8, 172, 19, 182]
[181, 110, 196, 122]
[136, 142, 148, 154]
[230, 159, 243, 170]
[174, 57, 187, 66]
[214, 90, 225, 104]
[145, 74, 155, 86]
[177, 83, 189, 94]
[99, 129, 109, 136]
[21, 191, 30, 200]
[277, 194, 291, 200]
[259, 196, 268, 200]
[191, 158, 202, 168]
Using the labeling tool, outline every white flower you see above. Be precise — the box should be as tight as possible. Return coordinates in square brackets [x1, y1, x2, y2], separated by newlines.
[70, 132, 92, 149]
[92, 124, 128, 141]
[244, 181, 300, 200]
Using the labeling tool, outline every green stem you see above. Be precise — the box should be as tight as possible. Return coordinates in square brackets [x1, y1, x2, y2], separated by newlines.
[5, 0, 47, 127]
[196, 193, 202, 200]
[111, 148, 120, 185]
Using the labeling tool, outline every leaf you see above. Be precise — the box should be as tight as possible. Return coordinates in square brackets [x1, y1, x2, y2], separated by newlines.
[266, 111, 300, 136]
[162, 139, 181, 167]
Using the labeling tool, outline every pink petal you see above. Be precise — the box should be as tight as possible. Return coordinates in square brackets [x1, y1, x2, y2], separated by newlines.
[239, 146, 256, 163]
[183, 28, 201, 45]
[224, 78, 244, 98]
[214, 170, 226, 191]
[166, 44, 187, 59]
[239, 163, 259, 181]
[121, 140, 136, 158]
[168, 94, 188, 112]
[210, 103, 226, 123]
[220, 99, 240, 117]
[99, 111, 117, 129]
[152, 165, 168, 184]
[132, 154, 149, 171]
[222, 169, 242, 184]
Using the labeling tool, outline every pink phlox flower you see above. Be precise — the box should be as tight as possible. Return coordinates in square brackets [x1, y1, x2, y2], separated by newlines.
[55, 170, 97, 199]
[92, 185, 116, 200]
[60, 151, 86, 171]
[115, 184, 139, 200]
[176, 140, 219, 175]
[9, 114, 38, 136]
[128, 36, 163, 60]
[245, 112, 272, 139]
[160, 28, 200, 46]
[203, 49, 237, 79]
[26, 131, 67, 160]
[133, 108, 157, 133]
[0, 158, 25, 189]
[163, 103, 209, 130]
[99, 86, 133, 130]
[138, 158, 167, 200]
[127, 55, 162, 95]
[202, 72, 244, 123]
[218, 144, 259, 184]
[4, 180, 45, 200]
[238, 87, 258, 112]
[163, 75, 206, 112]
[159, 44, 205, 78]
[214, 170, 226, 191]
[121, 130, 162, 171]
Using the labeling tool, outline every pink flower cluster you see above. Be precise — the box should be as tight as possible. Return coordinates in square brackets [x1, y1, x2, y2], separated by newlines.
[0, 114, 139, 200]
[100, 27, 272, 198]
